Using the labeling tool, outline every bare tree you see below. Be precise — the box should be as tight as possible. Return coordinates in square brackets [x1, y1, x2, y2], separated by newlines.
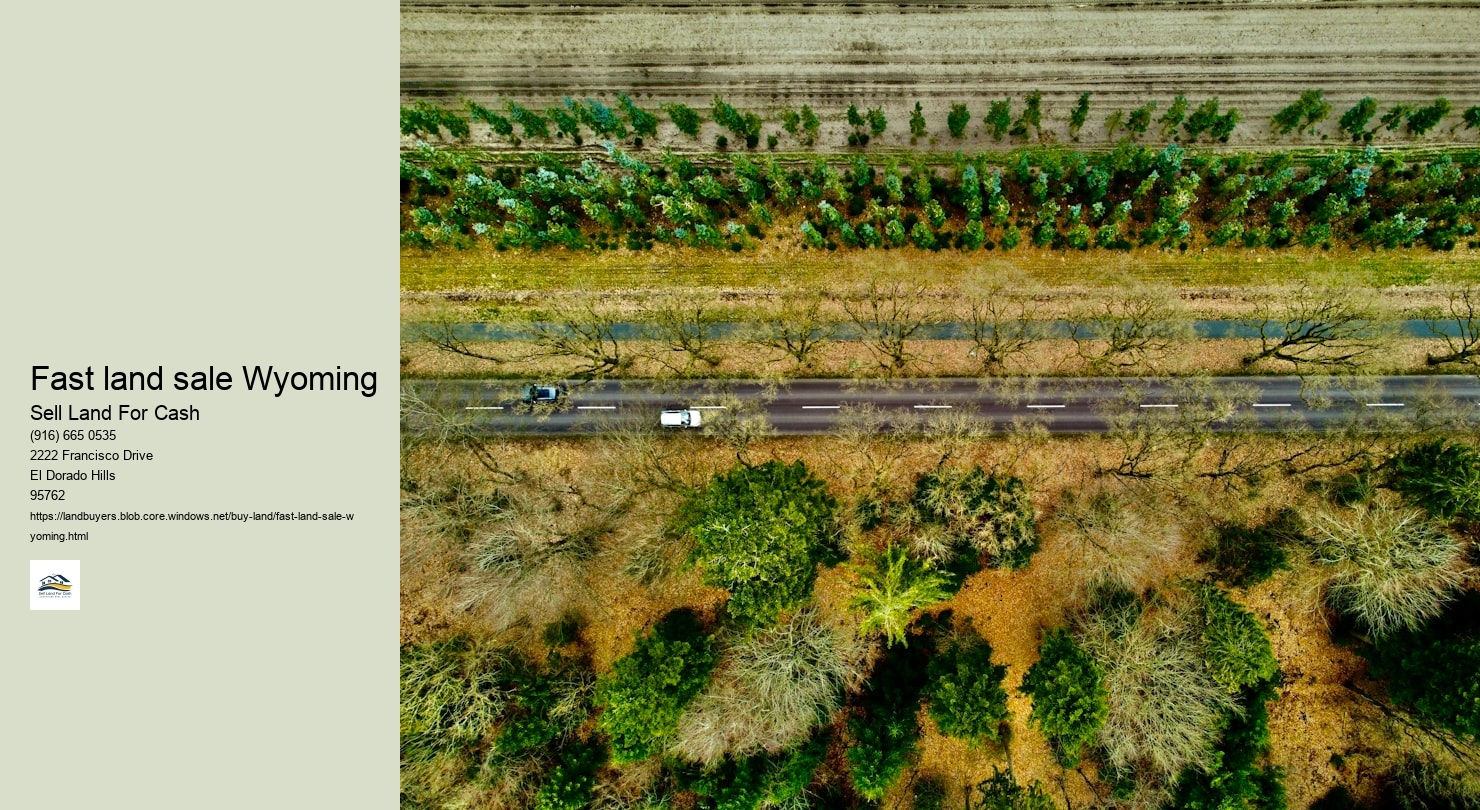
[1069, 286, 1191, 372]
[641, 293, 725, 375]
[841, 280, 940, 377]
[1242, 284, 1385, 370]
[964, 277, 1043, 372]
[410, 311, 508, 365]
[1054, 482, 1183, 598]
[526, 295, 628, 378]
[748, 288, 838, 370]
[1098, 378, 1247, 480]
[1424, 285, 1480, 367]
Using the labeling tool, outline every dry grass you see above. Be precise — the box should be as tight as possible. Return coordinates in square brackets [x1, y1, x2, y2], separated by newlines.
[403, 244, 1480, 294]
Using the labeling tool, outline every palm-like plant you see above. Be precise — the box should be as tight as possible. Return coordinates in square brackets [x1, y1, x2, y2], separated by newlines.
[849, 544, 951, 647]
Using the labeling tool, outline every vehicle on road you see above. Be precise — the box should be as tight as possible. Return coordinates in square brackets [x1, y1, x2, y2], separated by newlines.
[660, 408, 703, 429]
[521, 384, 566, 405]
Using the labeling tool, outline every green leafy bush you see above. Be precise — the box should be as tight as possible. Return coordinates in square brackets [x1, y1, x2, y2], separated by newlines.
[401, 101, 470, 139]
[1406, 98, 1452, 136]
[1387, 440, 1480, 522]
[1272, 89, 1330, 135]
[595, 609, 719, 762]
[846, 640, 931, 800]
[1340, 97, 1378, 141]
[687, 461, 839, 626]
[948, 103, 970, 138]
[985, 99, 1011, 140]
[924, 620, 1010, 742]
[1202, 512, 1295, 587]
[665, 103, 703, 138]
[1363, 592, 1480, 740]
[1069, 92, 1092, 140]
[682, 735, 828, 810]
[1171, 679, 1286, 810]
[910, 101, 928, 138]
[495, 654, 593, 755]
[1019, 628, 1108, 767]
[1195, 586, 1279, 694]
[849, 544, 950, 647]
[535, 741, 606, 810]
[974, 767, 1055, 810]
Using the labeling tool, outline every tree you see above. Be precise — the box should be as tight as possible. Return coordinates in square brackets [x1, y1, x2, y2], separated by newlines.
[672, 604, 867, 765]
[1184, 98, 1222, 140]
[687, 461, 839, 626]
[985, 98, 1012, 141]
[1069, 286, 1192, 371]
[400, 637, 509, 763]
[974, 768, 1056, 810]
[1305, 504, 1468, 639]
[1195, 586, 1278, 694]
[665, 102, 703, 138]
[925, 621, 1011, 742]
[909, 101, 928, 139]
[747, 289, 838, 370]
[1272, 89, 1330, 135]
[1019, 628, 1108, 767]
[1340, 97, 1378, 141]
[847, 641, 930, 800]
[1465, 105, 1480, 130]
[596, 610, 719, 763]
[1010, 91, 1044, 140]
[619, 94, 659, 138]
[507, 101, 550, 139]
[913, 468, 1040, 569]
[525, 296, 628, 378]
[849, 544, 951, 647]
[534, 741, 606, 810]
[948, 103, 971, 138]
[1159, 95, 1189, 138]
[1363, 592, 1480, 740]
[713, 96, 761, 148]
[1069, 92, 1092, 140]
[1406, 98, 1451, 136]
[841, 279, 940, 377]
[641, 293, 724, 375]
[1127, 101, 1156, 138]
[1387, 440, 1480, 523]
[466, 100, 514, 137]
[867, 106, 888, 137]
[1241, 284, 1383, 370]
[1426, 287, 1480, 368]
[1076, 596, 1237, 781]
[401, 100, 470, 139]
[1381, 104, 1413, 132]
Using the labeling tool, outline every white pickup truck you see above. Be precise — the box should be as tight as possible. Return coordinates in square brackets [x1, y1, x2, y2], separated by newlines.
[659, 408, 703, 429]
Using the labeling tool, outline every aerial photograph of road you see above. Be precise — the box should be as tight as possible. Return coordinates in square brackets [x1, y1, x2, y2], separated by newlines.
[399, 3, 1480, 808]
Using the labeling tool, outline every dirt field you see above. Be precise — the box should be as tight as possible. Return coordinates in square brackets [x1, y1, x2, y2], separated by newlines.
[401, 0, 1480, 150]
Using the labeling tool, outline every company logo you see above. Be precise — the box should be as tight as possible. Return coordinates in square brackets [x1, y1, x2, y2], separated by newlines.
[30, 560, 81, 610]
[38, 573, 73, 594]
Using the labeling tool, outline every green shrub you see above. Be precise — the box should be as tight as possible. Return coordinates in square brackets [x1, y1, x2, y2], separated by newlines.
[495, 654, 593, 755]
[974, 767, 1055, 810]
[910, 101, 928, 138]
[620, 94, 660, 138]
[1172, 679, 1286, 810]
[1195, 586, 1279, 694]
[1363, 592, 1480, 740]
[535, 741, 606, 810]
[1069, 92, 1092, 140]
[1202, 512, 1295, 587]
[665, 103, 703, 138]
[1406, 98, 1451, 136]
[1272, 89, 1330, 135]
[683, 735, 828, 810]
[1019, 628, 1108, 767]
[948, 103, 971, 138]
[847, 640, 931, 800]
[1387, 440, 1480, 522]
[985, 99, 1011, 140]
[924, 620, 1010, 742]
[687, 460, 839, 626]
[849, 544, 951, 648]
[401, 101, 470, 139]
[595, 610, 719, 762]
[1340, 97, 1378, 141]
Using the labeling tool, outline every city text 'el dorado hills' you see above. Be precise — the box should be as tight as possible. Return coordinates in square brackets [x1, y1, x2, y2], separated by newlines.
[30, 365, 377, 397]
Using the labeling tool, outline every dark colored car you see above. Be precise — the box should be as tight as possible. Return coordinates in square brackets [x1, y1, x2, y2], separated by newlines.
[521, 385, 566, 405]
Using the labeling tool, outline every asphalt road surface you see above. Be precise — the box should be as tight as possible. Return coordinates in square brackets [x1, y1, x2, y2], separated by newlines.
[403, 376, 1480, 436]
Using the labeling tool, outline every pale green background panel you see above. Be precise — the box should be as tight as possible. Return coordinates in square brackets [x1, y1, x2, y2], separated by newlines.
[1, 1, 398, 806]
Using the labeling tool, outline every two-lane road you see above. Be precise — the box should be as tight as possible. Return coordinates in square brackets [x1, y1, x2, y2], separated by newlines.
[403, 376, 1480, 436]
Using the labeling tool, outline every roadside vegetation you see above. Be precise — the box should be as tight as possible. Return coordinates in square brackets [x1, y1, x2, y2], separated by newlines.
[401, 392, 1480, 808]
